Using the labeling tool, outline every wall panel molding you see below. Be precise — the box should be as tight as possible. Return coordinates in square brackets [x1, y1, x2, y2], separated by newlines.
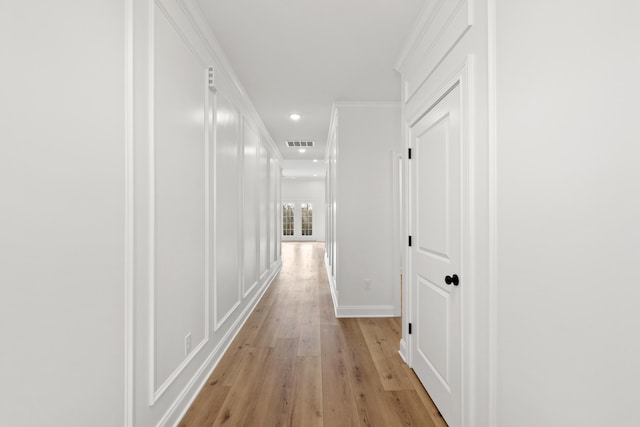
[124, 0, 134, 425]
[241, 119, 260, 299]
[212, 91, 243, 332]
[148, 1, 210, 405]
[132, 0, 283, 424]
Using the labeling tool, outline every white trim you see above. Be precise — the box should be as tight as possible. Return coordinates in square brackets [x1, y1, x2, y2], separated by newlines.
[401, 70, 413, 368]
[324, 107, 338, 161]
[487, 0, 498, 424]
[404, 0, 473, 106]
[157, 261, 282, 427]
[461, 56, 473, 427]
[281, 176, 325, 181]
[391, 150, 403, 318]
[335, 305, 396, 318]
[203, 63, 212, 346]
[324, 254, 339, 315]
[394, 0, 443, 72]
[123, 0, 134, 424]
[214, 300, 241, 333]
[243, 279, 259, 300]
[398, 339, 409, 363]
[147, 0, 156, 405]
[332, 101, 400, 109]
[152, 335, 209, 403]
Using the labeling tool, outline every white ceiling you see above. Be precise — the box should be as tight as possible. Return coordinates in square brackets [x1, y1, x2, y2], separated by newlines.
[196, 0, 426, 175]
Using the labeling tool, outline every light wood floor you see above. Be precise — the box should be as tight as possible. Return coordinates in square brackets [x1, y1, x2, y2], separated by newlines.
[180, 242, 448, 427]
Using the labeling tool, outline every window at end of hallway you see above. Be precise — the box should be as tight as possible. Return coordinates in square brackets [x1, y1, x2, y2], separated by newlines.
[283, 203, 294, 236]
[301, 203, 312, 236]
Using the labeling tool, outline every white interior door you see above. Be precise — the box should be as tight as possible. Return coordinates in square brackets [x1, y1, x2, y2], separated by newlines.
[410, 83, 462, 427]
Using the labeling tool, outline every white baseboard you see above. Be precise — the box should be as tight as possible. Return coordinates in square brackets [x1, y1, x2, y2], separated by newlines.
[398, 338, 409, 364]
[156, 261, 282, 427]
[324, 255, 339, 317]
[335, 304, 396, 318]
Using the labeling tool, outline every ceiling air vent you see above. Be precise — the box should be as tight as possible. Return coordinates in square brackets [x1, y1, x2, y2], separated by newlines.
[285, 141, 315, 148]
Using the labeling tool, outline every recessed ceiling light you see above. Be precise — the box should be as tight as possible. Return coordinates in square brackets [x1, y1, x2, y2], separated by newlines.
[298, 148, 306, 153]
[289, 113, 301, 121]
[313, 159, 318, 163]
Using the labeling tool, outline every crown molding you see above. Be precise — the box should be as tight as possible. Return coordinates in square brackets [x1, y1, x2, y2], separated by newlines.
[394, 0, 443, 72]
[177, 0, 283, 163]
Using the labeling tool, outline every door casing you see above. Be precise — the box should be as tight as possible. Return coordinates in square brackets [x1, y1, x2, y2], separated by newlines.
[405, 61, 473, 427]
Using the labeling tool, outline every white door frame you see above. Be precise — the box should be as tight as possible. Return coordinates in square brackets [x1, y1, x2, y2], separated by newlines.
[404, 60, 476, 426]
[391, 151, 403, 317]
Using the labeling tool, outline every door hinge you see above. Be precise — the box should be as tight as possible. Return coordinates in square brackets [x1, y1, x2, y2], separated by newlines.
[408, 235, 412, 247]
[408, 148, 412, 159]
[408, 323, 412, 334]
[208, 67, 215, 88]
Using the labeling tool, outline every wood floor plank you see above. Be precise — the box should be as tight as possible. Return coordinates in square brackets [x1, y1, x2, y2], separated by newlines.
[179, 385, 230, 427]
[290, 356, 323, 427]
[358, 318, 413, 391]
[277, 290, 304, 339]
[232, 284, 279, 349]
[386, 390, 437, 427]
[318, 289, 338, 325]
[210, 347, 271, 427]
[179, 242, 448, 427]
[300, 278, 320, 325]
[249, 338, 299, 426]
[339, 318, 402, 427]
[320, 324, 361, 427]
[253, 295, 287, 348]
[298, 321, 321, 356]
[208, 342, 251, 388]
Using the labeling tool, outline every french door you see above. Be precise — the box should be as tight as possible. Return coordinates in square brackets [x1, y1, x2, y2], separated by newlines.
[282, 202, 314, 241]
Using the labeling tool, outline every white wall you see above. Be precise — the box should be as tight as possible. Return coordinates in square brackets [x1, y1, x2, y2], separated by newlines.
[325, 103, 401, 317]
[0, 1, 283, 426]
[398, 0, 640, 425]
[495, 1, 640, 426]
[132, 1, 283, 426]
[0, 1, 125, 425]
[281, 178, 326, 241]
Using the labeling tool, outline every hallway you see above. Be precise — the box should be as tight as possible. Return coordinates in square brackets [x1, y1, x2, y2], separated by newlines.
[179, 242, 447, 427]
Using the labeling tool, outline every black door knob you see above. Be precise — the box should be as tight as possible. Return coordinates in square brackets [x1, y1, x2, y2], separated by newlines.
[445, 274, 459, 286]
